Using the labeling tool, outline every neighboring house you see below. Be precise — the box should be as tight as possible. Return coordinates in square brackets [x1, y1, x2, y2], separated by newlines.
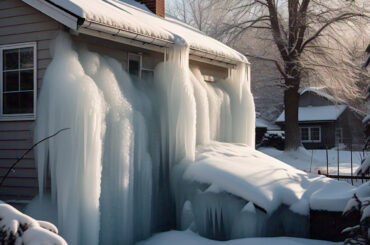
[276, 88, 366, 150]
[0, 0, 247, 202]
[255, 114, 280, 145]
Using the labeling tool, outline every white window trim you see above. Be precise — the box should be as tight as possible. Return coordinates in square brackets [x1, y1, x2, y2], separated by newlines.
[0, 42, 37, 121]
[301, 126, 321, 143]
[335, 127, 343, 144]
[128, 53, 142, 79]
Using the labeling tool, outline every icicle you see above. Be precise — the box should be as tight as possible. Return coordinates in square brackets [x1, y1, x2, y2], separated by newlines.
[35, 32, 106, 245]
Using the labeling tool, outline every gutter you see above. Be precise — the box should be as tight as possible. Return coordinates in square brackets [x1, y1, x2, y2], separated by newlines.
[79, 20, 240, 68]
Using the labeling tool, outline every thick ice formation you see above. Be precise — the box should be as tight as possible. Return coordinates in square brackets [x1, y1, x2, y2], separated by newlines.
[34, 32, 254, 245]
[35, 34, 106, 245]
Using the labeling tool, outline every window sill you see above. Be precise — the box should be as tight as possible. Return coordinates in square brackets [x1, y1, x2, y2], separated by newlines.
[302, 141, 321, 143]
[0, 114, 35, 122]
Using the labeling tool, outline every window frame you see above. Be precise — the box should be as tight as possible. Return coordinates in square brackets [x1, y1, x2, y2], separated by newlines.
[127, 53, 142, 79]
[300, 126, 321, 143]
[0, 42, 37, 121]
[335, 127, 343, 144]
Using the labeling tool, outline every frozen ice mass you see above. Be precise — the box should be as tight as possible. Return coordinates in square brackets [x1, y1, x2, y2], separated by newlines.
[33, 32, 355, 245]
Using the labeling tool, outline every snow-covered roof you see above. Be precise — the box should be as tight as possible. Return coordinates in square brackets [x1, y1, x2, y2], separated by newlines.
[255, 118, 279, 130]
[276, 105, 347, 123]
[23, 0, 247, 64]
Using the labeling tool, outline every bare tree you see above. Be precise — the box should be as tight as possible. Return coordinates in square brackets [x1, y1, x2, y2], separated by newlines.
[169, 0, 370, 150]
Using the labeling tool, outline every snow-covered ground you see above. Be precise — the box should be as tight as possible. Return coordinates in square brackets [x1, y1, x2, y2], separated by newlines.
[136, 230, 339, 245]
[259, 147, 364, 175]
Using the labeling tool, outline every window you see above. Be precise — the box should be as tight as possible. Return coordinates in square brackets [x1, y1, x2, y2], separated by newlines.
[141, 69, 154, 82]
[128, 53, 142, 78]
[0, 43, 36, 120]
[335, 128, 343, 143]
[300, 126, 321, 143]
[301, 127, 309, 141]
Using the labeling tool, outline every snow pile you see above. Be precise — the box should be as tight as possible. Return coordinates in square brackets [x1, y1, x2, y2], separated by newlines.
[0, 203, 66, 245]
[260, 147, 363, 175]
[34, 32, 254, 245]
[171, 142, 356, 238]
[356, 156, 370, 175]
[181, 142, 355, 213]
[45, 0, 246, 62]
[136, 230, 338, 245]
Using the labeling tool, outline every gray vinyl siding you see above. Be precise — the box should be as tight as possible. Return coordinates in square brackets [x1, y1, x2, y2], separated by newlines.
[0, 0, 61, 201]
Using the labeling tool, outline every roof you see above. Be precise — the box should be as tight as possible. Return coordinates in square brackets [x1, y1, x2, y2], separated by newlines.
[276, 105, 348, 123]
[300, 87, 345, 104]
[255, 118, 279, 130]
[23, 0, 247, 65]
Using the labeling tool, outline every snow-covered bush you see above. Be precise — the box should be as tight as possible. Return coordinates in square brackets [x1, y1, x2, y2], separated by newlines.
[356, 156, 370, 176]
[342, 182, 370, 244]
[0, 203, 67, 245]
[260, 131, 285, 150]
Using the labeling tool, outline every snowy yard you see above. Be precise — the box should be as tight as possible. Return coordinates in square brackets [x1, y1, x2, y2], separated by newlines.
[259, 147, 365, 176]
[137, 230, 339, 245]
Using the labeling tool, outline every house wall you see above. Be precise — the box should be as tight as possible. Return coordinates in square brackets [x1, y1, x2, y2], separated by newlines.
[0, 0, 229, 202]
[299, 122, 336, 149]
[336, 108, 365, 150]
[0, 0, 61, 201]
[299, 91, 334, 107]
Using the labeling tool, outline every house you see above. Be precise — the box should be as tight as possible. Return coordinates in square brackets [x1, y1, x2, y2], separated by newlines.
[276, 87, 366, 150]
[255, 114, 280, 145]
[0, 0, 248, 203]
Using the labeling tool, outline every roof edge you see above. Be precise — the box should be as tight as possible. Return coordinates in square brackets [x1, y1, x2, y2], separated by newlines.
[23, 0, 244, 68]
[23, 0, 79, 30]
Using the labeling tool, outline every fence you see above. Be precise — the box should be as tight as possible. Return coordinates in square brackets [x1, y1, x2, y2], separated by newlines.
[316, 138, 369, 185]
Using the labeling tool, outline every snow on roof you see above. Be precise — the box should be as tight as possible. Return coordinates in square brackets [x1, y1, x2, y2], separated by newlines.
[31, 0, 246, 63]
[255, 117, 279, 130]
[276, 105, 347, 123]
[183, 142, 355, 214]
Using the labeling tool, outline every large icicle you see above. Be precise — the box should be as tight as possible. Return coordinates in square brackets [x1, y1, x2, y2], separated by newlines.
[34, 33, 106, 245]
[154, 44, 197, 165]
[78, 49, 136, 245]
[224, 63, 255, 147]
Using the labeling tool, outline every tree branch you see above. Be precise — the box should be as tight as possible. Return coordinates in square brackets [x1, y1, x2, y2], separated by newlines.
[0, 128, 70, 188]
[300, 12, 368, 52]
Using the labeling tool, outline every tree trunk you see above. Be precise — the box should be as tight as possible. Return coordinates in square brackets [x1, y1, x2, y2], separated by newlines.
[284, 78, 301, 151]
